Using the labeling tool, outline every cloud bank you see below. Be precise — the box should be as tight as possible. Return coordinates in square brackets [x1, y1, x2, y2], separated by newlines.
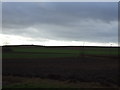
[2, 2, 118, 46]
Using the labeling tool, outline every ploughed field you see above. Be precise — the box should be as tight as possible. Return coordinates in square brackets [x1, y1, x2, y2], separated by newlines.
[2, 45, 119, 88]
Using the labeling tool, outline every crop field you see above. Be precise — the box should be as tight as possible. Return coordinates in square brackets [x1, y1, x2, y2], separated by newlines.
[2, 45, 119, 88]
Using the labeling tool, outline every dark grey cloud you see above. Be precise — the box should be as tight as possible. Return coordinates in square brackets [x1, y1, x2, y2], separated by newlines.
[3, 2, 117, 27]
[2, 2, 118, 44]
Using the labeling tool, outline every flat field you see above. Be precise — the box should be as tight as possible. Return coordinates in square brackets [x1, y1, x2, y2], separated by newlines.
[2, 45, 119, 88]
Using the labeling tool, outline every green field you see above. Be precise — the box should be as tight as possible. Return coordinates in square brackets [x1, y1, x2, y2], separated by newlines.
[3, 53, 78, 59]
[2, 46, 119, 59]
[2, 46, 119, 88]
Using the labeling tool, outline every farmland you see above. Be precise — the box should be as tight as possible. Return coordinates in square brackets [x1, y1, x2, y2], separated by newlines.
[2, 45, 119, 88]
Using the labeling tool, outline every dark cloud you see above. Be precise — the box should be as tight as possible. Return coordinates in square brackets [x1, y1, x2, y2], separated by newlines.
[2, 2, 117, 27]
[2, 2, 118, 44]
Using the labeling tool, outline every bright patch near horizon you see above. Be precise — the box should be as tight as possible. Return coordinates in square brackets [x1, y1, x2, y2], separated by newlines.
[0, 34, 118, 46]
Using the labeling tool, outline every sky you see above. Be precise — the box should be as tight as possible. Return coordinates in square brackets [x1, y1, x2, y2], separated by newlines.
[1, 2, 118, 46]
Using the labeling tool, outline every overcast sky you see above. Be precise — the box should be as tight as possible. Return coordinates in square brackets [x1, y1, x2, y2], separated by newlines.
[1, 2, 118, 46]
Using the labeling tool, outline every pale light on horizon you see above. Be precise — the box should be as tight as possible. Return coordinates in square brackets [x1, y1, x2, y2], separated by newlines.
[0, 34, 118, 47]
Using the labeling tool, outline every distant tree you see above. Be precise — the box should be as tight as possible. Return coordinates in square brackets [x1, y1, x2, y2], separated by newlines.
[110, 43, 113, 47]
[3, 41, 9, 46]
